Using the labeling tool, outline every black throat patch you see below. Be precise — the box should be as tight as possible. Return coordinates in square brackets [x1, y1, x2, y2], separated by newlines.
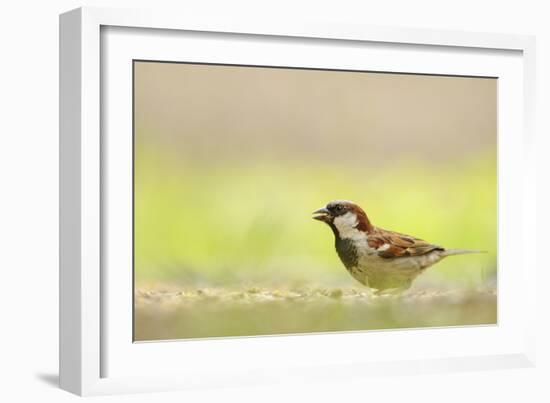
[334, 235, 359, 270]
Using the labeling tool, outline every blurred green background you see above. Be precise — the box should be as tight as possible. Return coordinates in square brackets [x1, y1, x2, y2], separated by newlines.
[133, 61, 497, 340]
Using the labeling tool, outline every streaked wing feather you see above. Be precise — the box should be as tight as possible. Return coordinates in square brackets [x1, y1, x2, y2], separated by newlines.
[369, 228, 443, 259]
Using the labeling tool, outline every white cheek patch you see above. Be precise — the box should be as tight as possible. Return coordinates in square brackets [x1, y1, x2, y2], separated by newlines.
[333, 212, 364, 240]
[333, 211, 357, 229]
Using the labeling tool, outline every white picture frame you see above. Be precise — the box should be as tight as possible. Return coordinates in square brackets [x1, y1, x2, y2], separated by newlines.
[59, 6, 537, 396]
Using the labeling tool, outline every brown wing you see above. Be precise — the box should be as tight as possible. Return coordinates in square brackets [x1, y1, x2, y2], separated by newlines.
[367, 227, 443, 259]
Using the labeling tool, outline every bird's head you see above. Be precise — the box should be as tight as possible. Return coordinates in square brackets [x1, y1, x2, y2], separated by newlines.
[312, 200, 373, 237]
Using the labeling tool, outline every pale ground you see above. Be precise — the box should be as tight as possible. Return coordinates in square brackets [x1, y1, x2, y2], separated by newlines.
[134, 285, 497, 341]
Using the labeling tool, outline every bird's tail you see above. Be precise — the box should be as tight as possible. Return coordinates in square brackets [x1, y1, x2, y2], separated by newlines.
[442, 249, 487, 257]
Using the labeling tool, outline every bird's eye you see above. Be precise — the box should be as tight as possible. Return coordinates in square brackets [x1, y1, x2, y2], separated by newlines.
[335, 205, 343, 211]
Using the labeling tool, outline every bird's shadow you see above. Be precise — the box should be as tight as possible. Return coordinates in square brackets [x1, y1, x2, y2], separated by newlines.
[35, 373, 59, 388]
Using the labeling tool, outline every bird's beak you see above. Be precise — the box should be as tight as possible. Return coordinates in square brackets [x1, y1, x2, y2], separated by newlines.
[312, 207, 332, 222]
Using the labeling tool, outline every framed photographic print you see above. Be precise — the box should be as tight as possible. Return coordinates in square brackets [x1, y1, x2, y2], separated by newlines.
[60, 7, 537, 396]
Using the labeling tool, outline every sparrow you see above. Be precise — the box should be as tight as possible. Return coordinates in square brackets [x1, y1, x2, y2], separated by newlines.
[312, 200, 483, 293]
